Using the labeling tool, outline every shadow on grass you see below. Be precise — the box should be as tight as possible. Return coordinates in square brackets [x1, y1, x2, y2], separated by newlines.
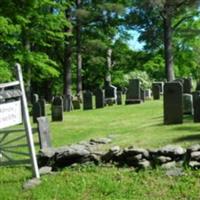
[173, 134, 200, 143]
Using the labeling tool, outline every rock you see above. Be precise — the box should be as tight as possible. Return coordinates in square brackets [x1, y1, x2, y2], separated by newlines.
[101, 146, 122, 163]
[39, 148, 56, 158]
[156, 156, 172, 164]
[158, 145, 186, 157]
[190, 151, 200, 161]
[161, 161, 176, 169]
[90, 138, 112, 144]
[39, 166, 52, 175]
[23, 178, 41, 190]
[166, 167, 184, 177]
[124, 147, 149, 158]
[189, 161, 200, 169]
[187, 144, 200, 152]
[138, 159, 151, 169]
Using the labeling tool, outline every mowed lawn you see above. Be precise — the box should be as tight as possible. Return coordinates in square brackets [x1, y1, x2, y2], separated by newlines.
[1, 99, 200, 200]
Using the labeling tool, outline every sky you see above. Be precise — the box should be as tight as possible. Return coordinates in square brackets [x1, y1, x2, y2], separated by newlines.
[126, 30, 145, 51]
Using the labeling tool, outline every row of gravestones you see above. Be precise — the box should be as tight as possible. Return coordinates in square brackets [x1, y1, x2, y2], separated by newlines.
[162, 80, 200, 124]
[152, 78, 192, 100]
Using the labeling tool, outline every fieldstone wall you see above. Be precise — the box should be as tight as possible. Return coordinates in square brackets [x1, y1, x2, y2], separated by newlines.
[37, 140, 200, 172]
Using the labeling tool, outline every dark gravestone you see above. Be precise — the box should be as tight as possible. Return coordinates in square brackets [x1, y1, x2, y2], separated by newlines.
[95, 89, 105, 109]
[52, 96, 63, 121]
[183, 78, 192, 93]
[32, 102, 42, 123]
[196, 82, 200, 91]
[140, 88, 145, 102]
[72, 99, 81, 110]
[37, 117, 51, 149]
[117, 90, 122, 105]
[39, 98, 46, 116]
[164, 82, 183, 124]
[125, 79, 141, 104]
[32, 93, 39, 104]
[152, 84, 160, 100]
[83, 91, 93, 110]
[193, 92, 200, 122]
[154, 82, 164, 94]
[182, 94, 193, 115]
[105, 85, 117, 105]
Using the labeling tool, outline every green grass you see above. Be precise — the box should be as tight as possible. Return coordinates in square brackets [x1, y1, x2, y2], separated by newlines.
[1, 99, 200, 200]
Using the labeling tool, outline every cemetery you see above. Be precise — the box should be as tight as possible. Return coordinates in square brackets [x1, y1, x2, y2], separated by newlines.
[1, 1, 200, 200]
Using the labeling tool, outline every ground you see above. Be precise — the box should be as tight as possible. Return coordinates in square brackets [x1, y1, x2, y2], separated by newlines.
[1, 99, 200, 200]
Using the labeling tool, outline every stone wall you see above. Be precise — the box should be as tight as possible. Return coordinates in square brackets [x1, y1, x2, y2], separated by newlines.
[38, 140, 200, 171]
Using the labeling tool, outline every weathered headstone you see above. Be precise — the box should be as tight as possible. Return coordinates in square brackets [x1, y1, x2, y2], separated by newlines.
[193, 91, 200, 122]
[125, 79, 142, 104]
[32, 102, 42, 123]
[105, 85, 117, 105]
[154, 82, 164, 94]
[164, 82, 183, 124]
[39, 98, 46, 116]
[145, 89, 151, 100]
[37, 117, 51, 149]
[95, 89, 104, 109]
[72, 99, 81, 110]
[140, 88, 145, 102]
[52, 96, 63, 121]
[152, 84, 160, 100]
[183, 93, 193, 115]
[32, 93, 39, 104]
[183, 78, 192, 94]
[117, 90, 122, 105]
[83, 90, 93, 110]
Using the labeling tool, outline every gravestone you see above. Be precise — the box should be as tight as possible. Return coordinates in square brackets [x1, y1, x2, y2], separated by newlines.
[117, 90, 122, 105]
[193, 91, 200, 122]
[39, 98, 46, 116]
[32, 94, 39, 104]
[154, 82, 164, 94]
[33, 102, 42, 123]
[37, 117, 51, 149]
[72, 99, 81, 110]
[125, 79, 142, 104]
[83, 90, 93, 110]
[196, 82, 200, 91]
[140, 88, 145, 102]
[183, 94, 193, 115]
[95, 89, 104, 109]
[104, 85, 117, 105]
[183, 78, 192, 93]
[145, 89, 151, 100]
[52, 96, 63, 121]
[164, 82, 183, 124]
[152, 84, 160, 100]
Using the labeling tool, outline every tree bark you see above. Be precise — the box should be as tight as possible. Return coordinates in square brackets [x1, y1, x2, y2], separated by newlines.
[163, 11, 175, 81]
[76, 0, 82, 99]
[105, 48, 112, 86]
[63, 9, 73, 111]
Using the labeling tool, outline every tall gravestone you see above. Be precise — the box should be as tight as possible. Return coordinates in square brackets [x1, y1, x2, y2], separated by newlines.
[39, 98, 46, 116]
[117, 90, 122, 105]
[183, 78, 192, 93]
[52, 96, 63, 121]
[104, 84, 117, 105]
[37, 117, 51, 149]
[95, 89, 104, 109]
[164, 82, 183, 124]
[145, 89, 151, 100]
[183, 94, 193, 115]
[83, 91, 93, 110]
[125, 79, 141, 104]
[193, 91, 200, 122]
[152, 84, 160, 100]
[33, 102, 42, 123]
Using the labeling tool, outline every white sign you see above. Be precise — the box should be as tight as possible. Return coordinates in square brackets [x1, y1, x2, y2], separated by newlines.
[0, 100, 22, 129]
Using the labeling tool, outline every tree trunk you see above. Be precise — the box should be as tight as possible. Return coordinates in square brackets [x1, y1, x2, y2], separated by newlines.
[76, 0, 82, 100]
[63, 9, 73, 111]
[105, 48, 112, 86]
[163, 13, 174, 81]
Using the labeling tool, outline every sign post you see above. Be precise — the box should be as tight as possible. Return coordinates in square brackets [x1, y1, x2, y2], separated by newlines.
[0, 63, 40, 178]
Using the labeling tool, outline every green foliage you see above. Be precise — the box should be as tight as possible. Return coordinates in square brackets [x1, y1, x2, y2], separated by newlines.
[0, 60, 12, 83]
